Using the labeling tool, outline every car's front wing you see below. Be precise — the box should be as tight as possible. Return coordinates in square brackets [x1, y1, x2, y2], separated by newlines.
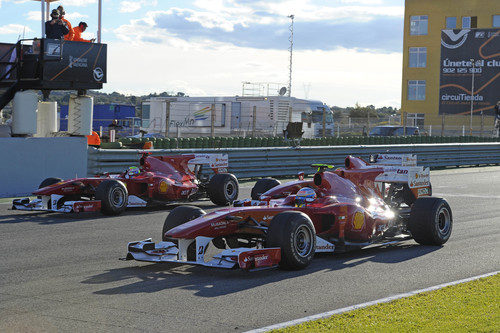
[126, 237, 282, 271]
[12, 195, 101, 213]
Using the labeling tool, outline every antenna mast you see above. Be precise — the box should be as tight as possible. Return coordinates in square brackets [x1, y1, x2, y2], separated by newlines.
[287, 14, 294, 98]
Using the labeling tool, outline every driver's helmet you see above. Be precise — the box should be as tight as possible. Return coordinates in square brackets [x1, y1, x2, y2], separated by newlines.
[295, 187, 316, 207]
[127, 166, 140, 177]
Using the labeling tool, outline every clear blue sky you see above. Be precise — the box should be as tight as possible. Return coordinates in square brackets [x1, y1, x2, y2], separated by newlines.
[0, 0, 405, 107]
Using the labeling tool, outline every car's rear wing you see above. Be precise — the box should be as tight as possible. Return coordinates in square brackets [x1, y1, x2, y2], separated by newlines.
[369, 154, 417, 166]
[371, 154, 431, 198]
[186, 154, 229, 174]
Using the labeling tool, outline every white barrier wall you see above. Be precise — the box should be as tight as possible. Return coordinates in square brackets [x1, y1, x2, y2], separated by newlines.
[0, 137, 88, 197]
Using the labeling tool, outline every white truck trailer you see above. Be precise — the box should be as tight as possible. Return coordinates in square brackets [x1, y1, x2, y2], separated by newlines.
[141, 96, 334, 138]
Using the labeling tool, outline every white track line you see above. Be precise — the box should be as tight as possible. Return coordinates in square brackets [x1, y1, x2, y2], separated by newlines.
[247, 271, 499, 333]
[434, 193, 500, 199]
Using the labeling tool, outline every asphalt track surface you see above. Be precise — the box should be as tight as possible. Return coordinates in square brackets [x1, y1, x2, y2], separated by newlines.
[1, 167, 499, 332]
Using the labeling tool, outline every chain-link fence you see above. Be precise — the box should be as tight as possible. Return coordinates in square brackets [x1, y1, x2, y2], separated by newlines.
[331, 114, 498, 138]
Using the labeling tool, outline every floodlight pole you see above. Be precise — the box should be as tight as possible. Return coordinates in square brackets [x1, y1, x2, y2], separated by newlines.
[287, 14, 294, 98]
[41, 0, 45, 37]
[98, 0, 102, 43]
[469, 59, 475, 136]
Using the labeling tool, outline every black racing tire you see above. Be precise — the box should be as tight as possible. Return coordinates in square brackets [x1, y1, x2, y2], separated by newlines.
[95, 180, 128, 216]
[251, 178, 281, 200]
[38, 177, 63, 189]
[207, 173, 239, 206]
[162, 205, 206, 240]
[162, 206, 206, 261]
[408, 197, 452, 245]
[266, 211, 316, 270]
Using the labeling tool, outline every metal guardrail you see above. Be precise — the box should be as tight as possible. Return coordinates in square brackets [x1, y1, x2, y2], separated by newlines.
[87, 143, 500, 178]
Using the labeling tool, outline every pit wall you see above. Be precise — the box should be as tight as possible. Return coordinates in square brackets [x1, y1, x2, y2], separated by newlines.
[0, 137, 87, 197]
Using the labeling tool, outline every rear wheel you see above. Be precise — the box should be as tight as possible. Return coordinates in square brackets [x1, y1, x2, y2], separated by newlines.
[251, 178, 281, 200]
[207, 173, 239, 206]
[266, 211, 316, 270]
[162, 205, 206, 261]
[408, 197, 452, 245]
[38, 177, 63, 189]
[95, 180, 128, 216]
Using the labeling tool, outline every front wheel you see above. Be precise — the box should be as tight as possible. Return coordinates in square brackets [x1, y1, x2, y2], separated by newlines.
[95, 180, 128, 216]
[38, 177, 63, 189]
[266, 211, 316, 270]
[408, 197, 452, 245]
[206, 173, 239, 206]
[162, 205, 206, 261]
[251, 178, 281, 200]
[162, 205, 206, 241]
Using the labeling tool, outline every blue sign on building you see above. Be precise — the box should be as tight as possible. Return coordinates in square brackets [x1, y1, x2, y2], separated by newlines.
[60, 104, 139, 135]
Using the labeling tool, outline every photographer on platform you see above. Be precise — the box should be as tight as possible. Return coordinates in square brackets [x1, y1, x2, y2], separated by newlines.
[73, 22, 96, 43]
[57, 5, 74, 41]
[45, 9, 69, 39]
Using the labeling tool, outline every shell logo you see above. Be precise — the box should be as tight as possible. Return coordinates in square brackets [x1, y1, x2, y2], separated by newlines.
[353, 212, 365, 230]
[159, 180, 169, 193]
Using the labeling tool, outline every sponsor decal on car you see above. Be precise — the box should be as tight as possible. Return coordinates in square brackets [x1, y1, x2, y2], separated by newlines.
[375, 154, 417, 166]
[254, 254, 269, 262]
[159, 180, 169, 193]
[418, 187, 429, 196]
[409, 168, 430, 188]
[316, 244, 335, 251]
[352, 212, 365, 230]
[211, 221, 229, 229]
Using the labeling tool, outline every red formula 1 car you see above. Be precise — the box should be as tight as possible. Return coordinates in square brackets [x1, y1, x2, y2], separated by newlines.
[12, 153, 239, 215]
[125, 154, 452, 270]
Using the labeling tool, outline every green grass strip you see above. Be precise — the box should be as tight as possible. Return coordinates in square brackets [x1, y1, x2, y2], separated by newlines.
[276, 274, 499, 332]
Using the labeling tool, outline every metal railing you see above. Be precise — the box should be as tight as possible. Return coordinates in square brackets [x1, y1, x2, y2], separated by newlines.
[88, 143, 500, 178]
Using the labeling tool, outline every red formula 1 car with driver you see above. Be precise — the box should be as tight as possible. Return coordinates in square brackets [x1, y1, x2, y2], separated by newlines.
[12, 153, 239, 215]
[125, 154, 452, 271]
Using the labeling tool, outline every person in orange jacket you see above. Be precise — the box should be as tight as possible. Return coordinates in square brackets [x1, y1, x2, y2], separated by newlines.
[73, 22, 95, 43]
[57, 5, 74, 41]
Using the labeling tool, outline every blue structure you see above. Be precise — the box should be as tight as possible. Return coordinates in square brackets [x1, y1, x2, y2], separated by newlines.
[60, 104, 139, 136]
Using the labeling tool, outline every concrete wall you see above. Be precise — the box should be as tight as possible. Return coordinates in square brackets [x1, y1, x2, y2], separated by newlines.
[0, 137, 87, 197]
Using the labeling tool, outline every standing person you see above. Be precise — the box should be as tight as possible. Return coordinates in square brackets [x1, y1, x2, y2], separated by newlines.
[57, 5, 74, 41]
[73, 22, 96, 43]
[108, 119, 122, 139]
[45, 9, 69, 39]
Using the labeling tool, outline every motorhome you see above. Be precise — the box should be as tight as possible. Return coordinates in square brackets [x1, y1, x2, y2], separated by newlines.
[141, 96, 334, 138]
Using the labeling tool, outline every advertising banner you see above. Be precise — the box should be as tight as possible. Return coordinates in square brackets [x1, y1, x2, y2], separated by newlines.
[439, 29, 500, 115]
[43, 39, 107, 85]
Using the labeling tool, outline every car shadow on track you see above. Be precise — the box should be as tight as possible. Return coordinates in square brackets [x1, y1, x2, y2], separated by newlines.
[82, 243, 442, 298]
[0, 201, 219, 225]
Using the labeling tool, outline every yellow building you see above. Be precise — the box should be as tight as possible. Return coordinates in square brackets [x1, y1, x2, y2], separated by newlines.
[401, 0, 500, 129]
